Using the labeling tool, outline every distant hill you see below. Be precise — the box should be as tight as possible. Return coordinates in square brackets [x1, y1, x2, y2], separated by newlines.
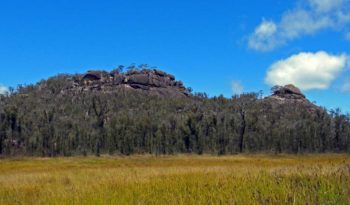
[0, 68, 349, 156]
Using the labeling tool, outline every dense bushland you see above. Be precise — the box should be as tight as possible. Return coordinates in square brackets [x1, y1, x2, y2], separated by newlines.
[0, 73, 349, 156]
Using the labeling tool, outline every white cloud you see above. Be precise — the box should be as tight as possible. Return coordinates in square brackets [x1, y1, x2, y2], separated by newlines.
[337, 12, 350, 25]
[308, 0, 345, 13]
[346, 32, 350, 40]
[265, 51, 347, 90]
[280, 9, 332, 39]
[248, 0, 350, 51]
[248, 20, 280, 51]
[341, 80, 350, 92]
[0, 85, 8, 95]
[255, 20, 277, 37]
[231, 81, 244, 95]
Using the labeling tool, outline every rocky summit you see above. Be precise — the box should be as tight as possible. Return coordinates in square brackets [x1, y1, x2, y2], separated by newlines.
[65, 69, 191, 97]
[271, 84, 305, 99]
[263, 84, 322, 113]
[55, 69, 323, 112]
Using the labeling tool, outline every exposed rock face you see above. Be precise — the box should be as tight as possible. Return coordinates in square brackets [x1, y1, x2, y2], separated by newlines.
[272, 84, 305, 99]
[263, 84, 322, 113]
[66, 69, 190, 97]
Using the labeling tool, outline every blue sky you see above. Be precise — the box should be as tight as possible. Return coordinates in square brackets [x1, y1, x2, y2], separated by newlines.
[0, 0, 350, 112]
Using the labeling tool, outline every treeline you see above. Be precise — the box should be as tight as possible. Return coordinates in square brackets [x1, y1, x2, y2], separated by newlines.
[0, 74, 349, 156]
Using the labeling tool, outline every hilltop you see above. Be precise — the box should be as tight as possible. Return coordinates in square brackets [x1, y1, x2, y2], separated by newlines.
[62, 69, 191, 97]
[0, 68, 349, 156]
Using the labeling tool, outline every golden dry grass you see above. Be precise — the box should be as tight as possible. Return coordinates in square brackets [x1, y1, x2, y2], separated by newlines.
[0, 154, 349, 205]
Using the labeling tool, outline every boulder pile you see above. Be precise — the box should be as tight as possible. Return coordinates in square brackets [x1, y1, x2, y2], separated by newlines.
[263, 84, 323, 113]
[271, 84, 306, 99]
[66, 69, 190, 97]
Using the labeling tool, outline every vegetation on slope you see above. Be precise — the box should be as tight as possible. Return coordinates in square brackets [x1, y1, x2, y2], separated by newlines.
[0, 68, 349, 156]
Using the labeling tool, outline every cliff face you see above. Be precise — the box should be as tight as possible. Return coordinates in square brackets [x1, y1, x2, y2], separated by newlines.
[64, 69, 190, 97]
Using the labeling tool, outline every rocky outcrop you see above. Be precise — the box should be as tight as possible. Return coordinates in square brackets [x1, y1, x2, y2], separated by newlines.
[263, 84, 323, 113]
[66, 69, 190, 97]
[271, 84, 305, 99]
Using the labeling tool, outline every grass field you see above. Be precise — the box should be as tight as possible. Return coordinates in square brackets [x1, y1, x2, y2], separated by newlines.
[0, 154, 349, 205]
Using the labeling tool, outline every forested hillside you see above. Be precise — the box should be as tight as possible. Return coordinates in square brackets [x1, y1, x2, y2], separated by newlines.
[0, 68, 349, 156]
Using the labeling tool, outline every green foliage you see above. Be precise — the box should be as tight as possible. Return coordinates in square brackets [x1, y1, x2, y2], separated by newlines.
[0, 74, 349, 156]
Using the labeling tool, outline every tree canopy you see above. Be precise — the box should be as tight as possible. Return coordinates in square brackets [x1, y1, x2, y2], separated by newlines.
[0, 71, 349, 156]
